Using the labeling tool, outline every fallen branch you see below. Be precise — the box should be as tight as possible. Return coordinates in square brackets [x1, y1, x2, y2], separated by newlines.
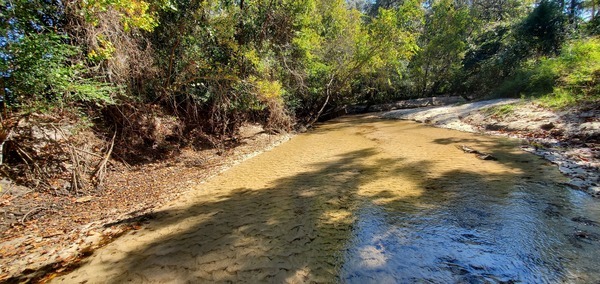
[21, 207, 47, 224]
[72, 147, 104, 159]
[50, 123, 93, 193]
[456, 145, 497, 161]
[93, 131, 116, 188]
[15, 146, 47, 179]
[112, 153, 132, 170]
[69, 147, 85, 194]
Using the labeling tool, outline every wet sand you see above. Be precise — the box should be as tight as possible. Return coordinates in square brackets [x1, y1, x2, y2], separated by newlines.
[52, 115, 600, 283]
[382, 99, 600, 195]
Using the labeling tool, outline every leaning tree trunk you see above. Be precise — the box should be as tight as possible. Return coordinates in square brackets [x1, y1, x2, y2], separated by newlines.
[308, 75, 335, 126]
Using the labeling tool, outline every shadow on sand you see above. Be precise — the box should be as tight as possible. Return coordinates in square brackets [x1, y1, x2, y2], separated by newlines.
[56, 116, 600, 283]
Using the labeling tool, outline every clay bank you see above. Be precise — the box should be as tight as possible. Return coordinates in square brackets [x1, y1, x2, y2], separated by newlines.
[52, 115, 600, 283]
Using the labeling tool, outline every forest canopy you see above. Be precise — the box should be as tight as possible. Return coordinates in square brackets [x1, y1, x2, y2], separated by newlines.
[1, 0, 599, 138]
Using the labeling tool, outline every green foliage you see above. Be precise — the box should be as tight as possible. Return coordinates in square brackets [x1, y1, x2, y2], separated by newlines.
[408, 0, 472, 96]
[0, 0, 118, 111]
[351, 0, 423, 104]
[149, 0, 309, 132]
[79, 0, 164, 31]
[470, 0, 533, 22]
[538, 37, 600, 107]
[86, 35, 116, 62]
[458, 0, 575, 100]
[286, 0, 422, 119]
[516, 0, 567, 56]
[483, 103, 518, 117]
[459, 25, 520, 97]
[4, 0, 599, 138]
[587, 16, 600, 35]
[494, 37, 600, 107]
[2, 33, 116, 109]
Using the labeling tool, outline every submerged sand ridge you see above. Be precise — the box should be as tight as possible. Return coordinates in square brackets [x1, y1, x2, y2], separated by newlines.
[52, 115, 600, 283]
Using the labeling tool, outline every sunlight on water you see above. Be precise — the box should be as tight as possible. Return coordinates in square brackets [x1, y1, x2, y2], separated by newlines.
[53, 115, 600, 283]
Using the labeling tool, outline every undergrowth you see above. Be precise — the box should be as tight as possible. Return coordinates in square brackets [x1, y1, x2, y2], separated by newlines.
[494, 36, 600, 109]
[483, 103, 519, 117]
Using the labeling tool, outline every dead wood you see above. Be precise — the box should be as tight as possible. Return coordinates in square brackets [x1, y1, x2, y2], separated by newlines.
[456, 145, 498, 161]
[69, 147, 85, 194]
[93, 131, 116, 189]
[72, 147, 104, 159]
[21, 207, 47, 224]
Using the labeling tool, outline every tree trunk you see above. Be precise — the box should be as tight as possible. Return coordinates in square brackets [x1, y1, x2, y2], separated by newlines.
[569, 0, 577, 25]
[309, 75, 335, 126]
[422, 62, 430, 96]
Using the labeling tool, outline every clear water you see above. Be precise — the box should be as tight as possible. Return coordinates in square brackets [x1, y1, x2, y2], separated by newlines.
[54, 115, 600, 283]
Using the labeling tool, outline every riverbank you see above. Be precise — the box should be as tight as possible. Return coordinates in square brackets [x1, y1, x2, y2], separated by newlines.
[46, 114, 600, 283]
[0, 124, 291, 283]
[2, 98, 598, 282]
[382, 99, 600, 195]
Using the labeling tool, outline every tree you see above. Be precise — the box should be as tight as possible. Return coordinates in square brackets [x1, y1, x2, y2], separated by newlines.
[408, 0, 472, 96]
[0, 0, 114, 110]
[517, 0, 567, 56]
[288, 0, 422, 122]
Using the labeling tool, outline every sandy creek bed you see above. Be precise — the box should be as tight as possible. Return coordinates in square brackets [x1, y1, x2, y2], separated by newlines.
[52, 115, 600, 283]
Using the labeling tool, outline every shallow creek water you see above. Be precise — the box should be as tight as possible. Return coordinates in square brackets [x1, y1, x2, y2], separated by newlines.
[53, 115, 600, 283]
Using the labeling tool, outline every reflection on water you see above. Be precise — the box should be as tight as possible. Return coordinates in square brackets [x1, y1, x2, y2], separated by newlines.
[342, 188, 600, 283]
[54, 115, 600, 283]
[335, 117, 600, 284]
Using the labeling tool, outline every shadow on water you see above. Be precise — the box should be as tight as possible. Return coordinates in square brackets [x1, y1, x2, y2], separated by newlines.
[341, 134, 600, 283]
[78, 148, 384, 283]
[57, 116, 600, 283]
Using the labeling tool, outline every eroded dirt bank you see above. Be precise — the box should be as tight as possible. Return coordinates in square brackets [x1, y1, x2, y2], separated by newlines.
[0, 124, 291, 283]
[382, 99, 599, 195]
[51, 115, 600, 283]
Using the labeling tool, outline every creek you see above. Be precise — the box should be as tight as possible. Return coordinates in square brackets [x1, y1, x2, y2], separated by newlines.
[53, 115, 600, 283]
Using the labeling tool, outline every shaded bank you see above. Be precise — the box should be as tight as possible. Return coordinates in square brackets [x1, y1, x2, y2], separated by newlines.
[0, 123, 291, 283]
[347, 96, 466, 114]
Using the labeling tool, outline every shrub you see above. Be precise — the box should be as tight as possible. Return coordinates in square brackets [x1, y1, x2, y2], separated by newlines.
[493, 37, 600, 108]
[1, 32, 117, 112]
